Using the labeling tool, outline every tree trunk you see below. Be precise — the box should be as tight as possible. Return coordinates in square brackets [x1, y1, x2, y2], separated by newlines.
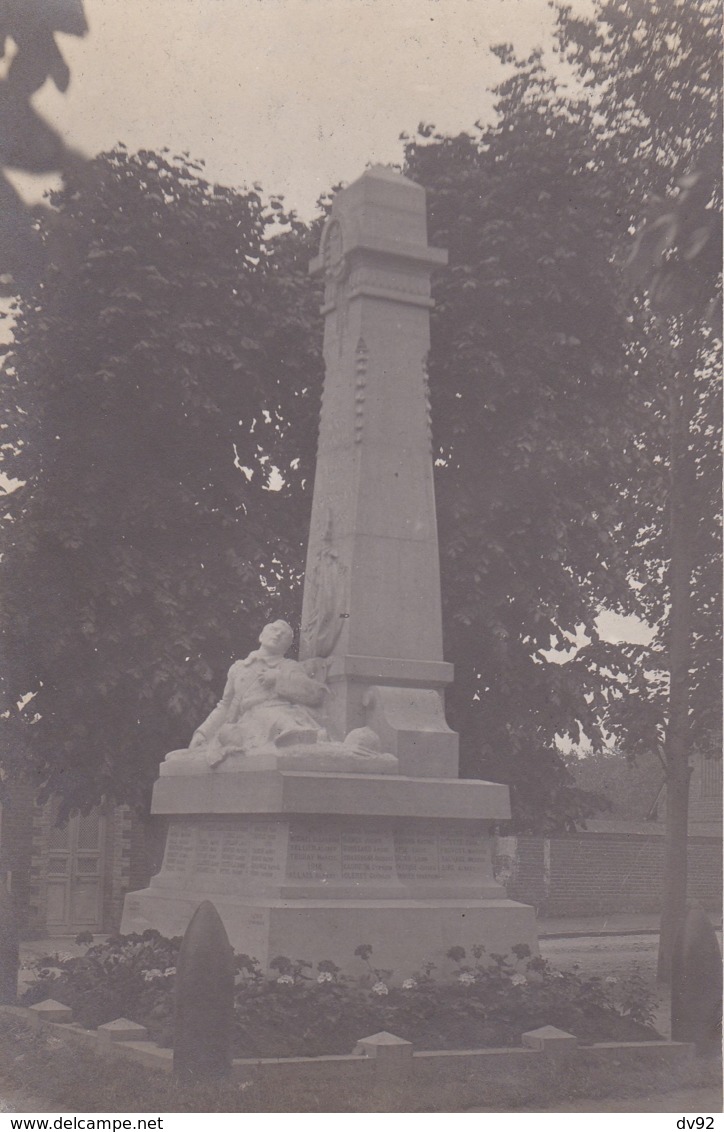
[658, 757, 691, 982]
[657, 361, 696, 983]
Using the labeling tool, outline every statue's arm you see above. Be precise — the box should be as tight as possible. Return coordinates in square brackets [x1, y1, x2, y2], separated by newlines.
[276, 661, 326, 707]
[190, 665, 236, 747]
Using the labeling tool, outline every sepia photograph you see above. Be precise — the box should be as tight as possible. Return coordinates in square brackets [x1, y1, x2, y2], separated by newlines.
[0, 0, 721, 1119]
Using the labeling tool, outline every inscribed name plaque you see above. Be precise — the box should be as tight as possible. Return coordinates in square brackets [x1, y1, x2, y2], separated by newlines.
[341, 828, 395, 881]
[156, 817, 286, 891]
[287, 821, 397, 883]
[439, 831, 488, 877]
[158, 815, 494, 895]
[287, 827, 341, 881]
[394, 823, 489, 885]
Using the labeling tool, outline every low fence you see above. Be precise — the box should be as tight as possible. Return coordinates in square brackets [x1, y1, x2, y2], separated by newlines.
[6, 1001, 696, 1112]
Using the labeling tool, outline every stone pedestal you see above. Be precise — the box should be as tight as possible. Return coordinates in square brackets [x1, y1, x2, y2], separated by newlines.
[121, 167, 537, 972]
[121, 769, 536, 974]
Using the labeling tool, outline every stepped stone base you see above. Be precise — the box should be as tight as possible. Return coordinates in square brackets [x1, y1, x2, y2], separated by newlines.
[122, 891, 535, 977]
[121, 770, 537, 975]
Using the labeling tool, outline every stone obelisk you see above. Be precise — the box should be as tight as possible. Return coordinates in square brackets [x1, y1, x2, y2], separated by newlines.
[121, 168, 537, 975]
[300, 166, 457, 776]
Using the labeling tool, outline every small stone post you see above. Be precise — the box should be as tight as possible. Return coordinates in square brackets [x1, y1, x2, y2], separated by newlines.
[671, 902, 723, 1055]
[173, 900, 235, 1083]
[0, 875, 19, 1004]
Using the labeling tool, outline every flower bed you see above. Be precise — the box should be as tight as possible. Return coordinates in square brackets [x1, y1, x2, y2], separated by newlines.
[22, 932, 660, 1058]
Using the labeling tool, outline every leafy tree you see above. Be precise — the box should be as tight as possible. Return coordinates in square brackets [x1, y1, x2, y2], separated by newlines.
[402, 65, 645, 831]
[564, 749, 663, 822]
[0, 148, 323, 813]
[405, 0, 721, 969]
[555, 0, 722, 979]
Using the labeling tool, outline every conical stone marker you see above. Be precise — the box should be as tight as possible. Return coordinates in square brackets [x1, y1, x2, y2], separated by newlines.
[173, 900, 234, 1083]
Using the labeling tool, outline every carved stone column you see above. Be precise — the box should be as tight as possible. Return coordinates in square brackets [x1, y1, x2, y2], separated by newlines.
[300, 166, 457, 777]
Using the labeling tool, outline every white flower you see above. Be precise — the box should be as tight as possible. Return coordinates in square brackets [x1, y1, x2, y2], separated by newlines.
[458, 971, 476, 986]
[163, 967, 176, 977]
[402, 978, 417, 990]
[372, 981, 389, 995]
[276, 974, 294, 985]
[143, 968, 163, 982]
[605, 976, 619, 984]
[317, 971, 333, 983]
[511, 973, 527, 986]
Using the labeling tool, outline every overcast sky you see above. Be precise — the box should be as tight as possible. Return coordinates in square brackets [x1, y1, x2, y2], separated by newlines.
[15, 0, 595, 218]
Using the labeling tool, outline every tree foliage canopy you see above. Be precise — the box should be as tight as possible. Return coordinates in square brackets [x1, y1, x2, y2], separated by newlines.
[0, 149, 323, 811]
[0, 0, 719, 834]
[403, 93, 640, 826]
[404, 0, 721, 822]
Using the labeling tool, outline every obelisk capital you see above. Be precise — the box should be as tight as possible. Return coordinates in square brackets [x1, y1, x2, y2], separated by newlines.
[309, 165, 448, 286]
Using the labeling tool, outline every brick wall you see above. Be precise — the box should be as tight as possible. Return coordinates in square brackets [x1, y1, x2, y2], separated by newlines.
[495, 831, 722, 916]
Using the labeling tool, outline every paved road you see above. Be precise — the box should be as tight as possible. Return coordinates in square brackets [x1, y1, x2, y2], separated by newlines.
[540, 932, 660, 973]
[540, 928, 723, 974]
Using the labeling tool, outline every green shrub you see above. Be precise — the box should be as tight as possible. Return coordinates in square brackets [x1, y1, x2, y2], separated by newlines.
[21, 935, 660, 1055]
[23, 930, 181, 1033]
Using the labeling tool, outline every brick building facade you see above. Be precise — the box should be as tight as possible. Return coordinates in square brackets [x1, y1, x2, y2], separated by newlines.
[0, 780, 164, 937]
[494, 828, 722, 917]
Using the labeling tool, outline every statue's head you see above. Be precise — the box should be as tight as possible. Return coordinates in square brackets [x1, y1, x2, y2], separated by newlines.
[258, 619, 294, 655]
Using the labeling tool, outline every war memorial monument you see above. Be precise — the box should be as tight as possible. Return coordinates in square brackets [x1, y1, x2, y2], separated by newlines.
[121, 167, 538, 973]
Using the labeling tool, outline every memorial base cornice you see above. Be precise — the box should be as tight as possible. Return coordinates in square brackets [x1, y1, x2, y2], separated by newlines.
[150, 768, 511, 821]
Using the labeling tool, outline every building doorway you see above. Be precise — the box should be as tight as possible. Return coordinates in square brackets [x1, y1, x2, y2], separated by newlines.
[44, 807, 107, 935]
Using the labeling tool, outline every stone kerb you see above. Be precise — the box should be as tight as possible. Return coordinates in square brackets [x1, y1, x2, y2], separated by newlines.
[522, 1025, 579, 1055]
[97, 1017, 149, 1044]
[27, 998, 73, 1025]
[3, 1001, 696, 1106]
[354, 1030, 414, 1064]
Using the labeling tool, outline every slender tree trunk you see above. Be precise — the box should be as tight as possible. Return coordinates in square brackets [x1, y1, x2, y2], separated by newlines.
[657, 361, 696, 984]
